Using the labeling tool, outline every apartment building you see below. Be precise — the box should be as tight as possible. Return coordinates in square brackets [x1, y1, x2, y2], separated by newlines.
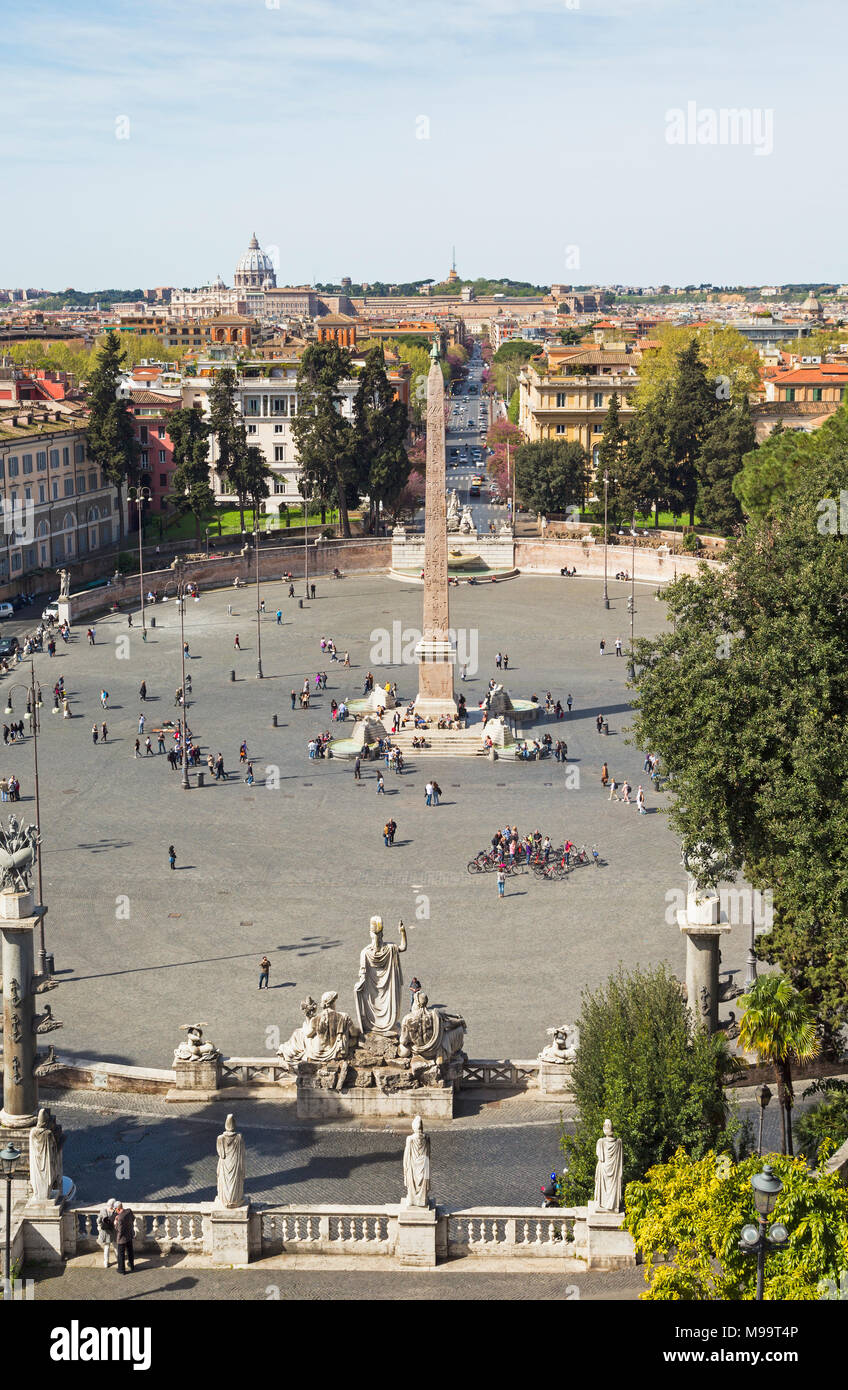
[0, 408, 118, 587]
[518, 349, 639, 473]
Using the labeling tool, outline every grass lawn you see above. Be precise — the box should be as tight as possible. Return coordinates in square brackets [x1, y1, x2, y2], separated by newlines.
[156, 506, 344, 544]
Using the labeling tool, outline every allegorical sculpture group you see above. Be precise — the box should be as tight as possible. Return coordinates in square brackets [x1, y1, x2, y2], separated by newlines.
[275, 916, 467, 1093]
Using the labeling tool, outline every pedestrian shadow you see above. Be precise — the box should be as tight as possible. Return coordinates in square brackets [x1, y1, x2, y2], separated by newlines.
[173, 865, 196, 870]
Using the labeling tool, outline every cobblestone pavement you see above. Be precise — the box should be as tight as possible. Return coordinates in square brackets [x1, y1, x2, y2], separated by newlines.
[24, 572, 757, 1069]
[31, 1259, 646, 1301]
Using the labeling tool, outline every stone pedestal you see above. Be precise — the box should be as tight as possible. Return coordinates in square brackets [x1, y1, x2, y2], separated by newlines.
[210, 1203, 251, 1266]
[585, 1206, 636, 1270]
[169, 1054, 222, 1100]
[396, 1203, 438, 1267]
[22, 1194, 65, 1265]
[1, 889, 43, 1129]
[538, 1061, 574, 1096]
[296, 1080, 455, 1120]
[677, 884, 730, 1033]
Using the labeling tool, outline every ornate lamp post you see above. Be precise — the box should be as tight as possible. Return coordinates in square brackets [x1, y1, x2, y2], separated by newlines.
[603, 470, 610, 608]
[745, 901, 759, 990]
[5, 665, 46, 972]
[127, 485, 151, 635]
[253, 524, 263, 679]
[172, 560, 191, 790]
[738, 1165, 788, 1301]
[755, 1084, 772, 1157]
[1, 1141, 20, 1292]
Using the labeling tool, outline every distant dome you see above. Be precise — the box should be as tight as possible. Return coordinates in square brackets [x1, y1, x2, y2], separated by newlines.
[803, 294, 822, 314]
[213, 273, 226, 289]
[234, 233, 277, 289]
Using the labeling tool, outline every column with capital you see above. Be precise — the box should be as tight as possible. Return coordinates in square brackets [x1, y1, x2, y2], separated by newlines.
[1, 888, 42, 1129]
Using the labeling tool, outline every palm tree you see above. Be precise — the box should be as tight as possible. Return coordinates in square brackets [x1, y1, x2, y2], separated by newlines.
[738, 974, 820, 1156]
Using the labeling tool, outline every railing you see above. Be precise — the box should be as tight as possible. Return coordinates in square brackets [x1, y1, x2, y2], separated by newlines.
[261, 1206, 395, 1256]
[220, 1058, 294, 1087]
[446, 1208, 584, 1258]
[73, 1204, 209, 1253]
[460, 1059, 540, 1087]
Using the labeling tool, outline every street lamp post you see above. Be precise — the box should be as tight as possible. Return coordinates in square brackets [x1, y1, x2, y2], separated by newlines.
[756, 1084, 772, 1157]
[253, 526, 263, 679]
[127, 487, 151, 635]
[738, 1165, 788, 1301]
[6, 664, 46, 972]
[303, 482, 311, 600]
[205, 527, 211, 558]
[630, 518, 637, 649]
[746, 902, 759, 990]
[173, 560, 191, 790]
[1, 1141, 20, 1294]
[603, 470, 610, 608]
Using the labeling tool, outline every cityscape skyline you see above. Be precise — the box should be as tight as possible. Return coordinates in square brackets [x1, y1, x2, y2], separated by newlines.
[2, 0, 845, 288]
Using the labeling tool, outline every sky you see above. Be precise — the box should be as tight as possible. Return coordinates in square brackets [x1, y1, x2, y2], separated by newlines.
[2, 0, 845, 290]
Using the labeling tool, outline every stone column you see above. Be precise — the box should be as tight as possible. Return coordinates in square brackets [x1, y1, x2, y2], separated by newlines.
[415, 344, 457, 719]
[677, 881, 730, 1033]
[1, 888, 42, 1128]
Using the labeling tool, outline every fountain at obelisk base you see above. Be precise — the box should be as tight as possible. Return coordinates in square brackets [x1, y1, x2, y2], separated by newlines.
[414, 342, 459, 721]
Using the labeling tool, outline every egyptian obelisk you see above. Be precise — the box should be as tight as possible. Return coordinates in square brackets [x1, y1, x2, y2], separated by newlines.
[414, 341, 458, 718]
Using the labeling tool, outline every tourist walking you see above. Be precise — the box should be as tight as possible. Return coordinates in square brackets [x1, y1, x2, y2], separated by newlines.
[259, 955, 271, 989]
[291, 690, 296, 710]
[615, 638, 623, 657]
[383, 821, 391, 848]
[234, 633, 241, 650]
[276, 610, 282, 624]
[100, 689, 109, 709]
[91, 724, 99, 745]
[101, 723, 108, 743]
[566, 693, 573, 714]
[168, 844, 176, 870]
[409, 976, 422, 1006]
[158, 732, 166, 754]
[113, 1203, 135, 1275]
[621, 781, 632, 804]
[503, 653, 509, 670]
[495, 651, 502, 670]
[145, 736, 153, 756]
[139, 681, 147, 702]
[599, 638, 606, 657]
[497, 867, 506, 898]
[425, 780, 434, 806]
[376, 772, 385, 795]
[596, 713, 604, 735]
[134, 738, 140, 758]
[354, 756, 361, 780]
[636, 785, 647, 814]
[387, 818, 396, 845]
[601, 762, 609, 787]
[431, 780, 441, 806]
[87, 627, 95, 646]
[608, 779, 620, 801]
[138, 714, 145, 735]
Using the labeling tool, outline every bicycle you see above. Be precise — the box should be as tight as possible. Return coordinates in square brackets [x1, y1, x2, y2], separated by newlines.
[467, 851, 490, 874]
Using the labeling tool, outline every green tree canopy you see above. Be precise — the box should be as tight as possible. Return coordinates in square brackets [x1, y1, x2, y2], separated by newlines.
[291, 342, 359, 536]
[513, 439, 588, 514]
[733, 404, 848, 521]
[167, 405, 213, 544]
[696, 396, 755, 534]
[738, 974, 820, 1156]
[354, 346, 411, 527]
[559, 964, 740, 1206]
[85, 330, 139, 542]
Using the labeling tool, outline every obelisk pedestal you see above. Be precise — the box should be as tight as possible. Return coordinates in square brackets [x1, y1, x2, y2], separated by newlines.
[414, 342, 458, 720]
[677, 881, 730, 1033]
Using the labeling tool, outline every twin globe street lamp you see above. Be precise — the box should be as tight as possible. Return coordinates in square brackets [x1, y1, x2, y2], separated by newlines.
[1, 1141, 21, 1292]
[738, 1165, 788, 1301]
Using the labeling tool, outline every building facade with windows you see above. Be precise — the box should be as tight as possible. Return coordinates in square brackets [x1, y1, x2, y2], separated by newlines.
[0, 409, 118, 588]
[518, 350, 639, 474]
[126, 391, 181, 517]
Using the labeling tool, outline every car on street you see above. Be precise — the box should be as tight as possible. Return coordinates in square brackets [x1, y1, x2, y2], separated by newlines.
[42, 600, 60, 622]
[0, 635, 21, 657]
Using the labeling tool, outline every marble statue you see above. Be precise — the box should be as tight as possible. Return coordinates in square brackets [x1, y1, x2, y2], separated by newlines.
[402, 1115, 431, 1208]
[682, 843, 734, 890]
[498, 520, 512, 537]
[354, 916, 407, 1035]
[215, 1114, 246, 1209]
[174, 1023, 219, 1062]
[277, 996, 318, 1065]
[538, 1024, 578, 1064]
[56, 568, 70, 599]
[458, 507, 475, 535]
[593, 1119, 623, 1213]
[0, 816, 40, 893]
[29, 1107, 60, 1200]
[304, 991, 355, 1062]
[397, 993, 466, 1064]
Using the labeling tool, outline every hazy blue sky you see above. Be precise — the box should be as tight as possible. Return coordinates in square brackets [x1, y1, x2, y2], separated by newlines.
[2, 0, 844, 290]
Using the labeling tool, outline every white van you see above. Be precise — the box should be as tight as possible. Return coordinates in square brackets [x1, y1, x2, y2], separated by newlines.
[0, 603, 14, 620]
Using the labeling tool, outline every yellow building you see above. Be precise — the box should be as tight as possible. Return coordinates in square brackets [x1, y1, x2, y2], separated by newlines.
[518, 349, 639, 474]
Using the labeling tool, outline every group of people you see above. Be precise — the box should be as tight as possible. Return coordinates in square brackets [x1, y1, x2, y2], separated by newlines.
[307, 733, 333, 759]
[319, 637, 349, 665]
[0, 774, 22, 802]
[600, 762, 648, 812]
[543, 691, 574, 718]
[2, 721, 26, 743]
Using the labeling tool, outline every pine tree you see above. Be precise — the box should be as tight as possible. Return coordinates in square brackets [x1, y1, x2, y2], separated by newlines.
[618, 385, 676, 525]
[354, 346, 410, 531]
[85, 331, 139, 543]
[167, 406, 213, 544]
[696, 397, 755, 534]
[669, 340, 719, 525]
[291, 343, 359, 537]
[208, 367, 249, 532]
[596, 391, 629, 523]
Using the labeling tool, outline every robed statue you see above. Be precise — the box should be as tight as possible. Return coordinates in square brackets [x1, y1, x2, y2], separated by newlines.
[29, 1108, 61, 1201]
[398, 993, 466, 1065]
[593, 1118, 623, 1213]
[402, 1115, 430, 1208]
[277, 996, 318, 1066]
[303, 991, 354, 1062]
[354, 916, 407, 1035]
[215, 1114, 246, 1209]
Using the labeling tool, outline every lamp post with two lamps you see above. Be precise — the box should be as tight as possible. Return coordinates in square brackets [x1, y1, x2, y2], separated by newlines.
[602, 470, 610, 608]
[5, 666, 47, 972]
[126, 485, 151, 636]
[253, 523, 263, 679]
[1, 1141, 21, 1293]
[738, 1165, 788, 1301]
[756, 1084, 772, 1156]
[171, 560, 191, 790]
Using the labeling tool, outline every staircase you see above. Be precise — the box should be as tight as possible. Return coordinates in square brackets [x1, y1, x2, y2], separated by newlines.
[386, 726, 491, 758]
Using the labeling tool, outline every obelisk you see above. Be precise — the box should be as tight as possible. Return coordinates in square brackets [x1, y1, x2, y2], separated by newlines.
[414, 341, 458, 719]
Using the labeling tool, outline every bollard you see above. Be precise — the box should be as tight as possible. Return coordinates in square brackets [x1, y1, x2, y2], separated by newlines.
[45, 953, 55, 976]
[298, 598, 303, 609]
[230, 669, 236, 682]
[272, 714, 278, 727]
[150, 616, 155, 628]
[602, 720, 609, 735]
[197, 771, 204, 787]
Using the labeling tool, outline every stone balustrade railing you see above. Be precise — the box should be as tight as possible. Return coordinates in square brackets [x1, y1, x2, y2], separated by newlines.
[220, 1058, 295, 1087]
[261, 1206, 395, 1256]
[72, 1204, 209, 1254]
[445, 1207, 586, 1257]
[460, 1058, 540, 1087]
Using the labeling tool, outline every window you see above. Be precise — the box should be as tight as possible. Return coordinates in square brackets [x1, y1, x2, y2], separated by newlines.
[62, 447, 69, 467]
[274, 424, 284, 434]
[22, 454, 33, 474]
[244, 397, 261, 416]
[76, 476, 86, 494]
[53, 537, 63, 559]
[555, 392, 567, 408]
[75, 443, 85, 464]
[592, 445, 601, 468]
[289, 397, 296, 416]
[100, 497, 110, 515]
[38, 484, 46, 504]
[64, 478, 74, 497]
[87, 472, 96, 491]
[50, 449, 59, 469]
[40, 543, 48, 565]
[24, 487, 31, 501]
[36, 452, 47, 471]
[140, 450, 148, 466]
[0, 460, 4, 479]
[274, 445, 286, 462]
[555, 425, 566, 435]
[7, 458, 18, 477]
[812, 387, 823, 402]
[785, 388, 795, 402]
[160, 473, 167, 487]
[63, 511, 75, 531]
[11, 553, 21, 571]
[593, 392, 604, 409]
[274, 479, 286, 494]
[139, 425, 149, 444]
[272, 397, 288, 416]
[36, 520, 49, 538]
[157, 427, 166, 439]
[593, 424, 603, 434]
[52, 481, 59, 500]
[158, 450, 166, 464]
[247, 423, 257, 434]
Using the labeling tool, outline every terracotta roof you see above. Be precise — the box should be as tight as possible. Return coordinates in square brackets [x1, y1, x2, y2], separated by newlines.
[769, 367, 848, 385]
[127, 390, 179, 406]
